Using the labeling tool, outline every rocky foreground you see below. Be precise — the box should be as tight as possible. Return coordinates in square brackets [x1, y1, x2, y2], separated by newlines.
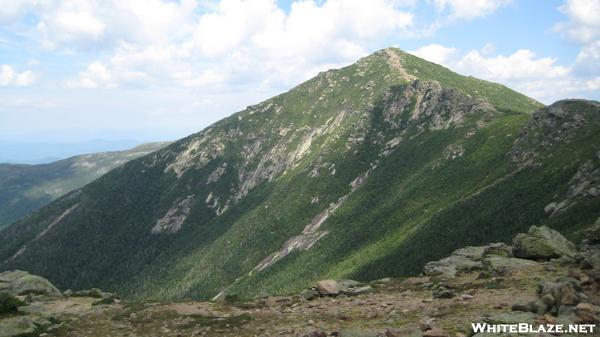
[1, 223, 599, 337]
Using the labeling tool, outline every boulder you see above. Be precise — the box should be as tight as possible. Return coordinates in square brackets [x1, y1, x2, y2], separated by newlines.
[512, 226, 576, 260]
[337, 279, 372, 296]
[0, 271, 62, 298]
[423, 255, 483, 278]
[316, 280, 339, 295]
[432, 287, 454, 299]
[423, 243, 512, 278]
[482, 256, 541, 273]
[340, 286, 372, 296]
[452, 246, 487, 260]
[300, 288, 320, 301]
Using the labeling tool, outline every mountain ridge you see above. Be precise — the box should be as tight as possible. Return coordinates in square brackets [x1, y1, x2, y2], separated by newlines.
[0, 48, 597, 302]
[0, 142, 170, 229]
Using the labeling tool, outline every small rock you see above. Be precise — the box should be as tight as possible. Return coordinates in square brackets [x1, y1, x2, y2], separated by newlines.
[459, 294, 473, 300]
[432, 288, 454, 299]
[419, 317, 434, 331]
[511, 302, 532, 312]
[423, 328, 448, 337]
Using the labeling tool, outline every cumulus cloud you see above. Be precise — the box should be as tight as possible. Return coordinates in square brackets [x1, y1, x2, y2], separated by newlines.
[67, 0, 415, 91]
[554, 0, 600, 44]
[455, 49, 570, 80]
[411, 44, 457, 65]
[0, 65, 36, 87]
[410, 43, 596, 103]
[0, 0, 39, 23]
[3, 0, 198, 50]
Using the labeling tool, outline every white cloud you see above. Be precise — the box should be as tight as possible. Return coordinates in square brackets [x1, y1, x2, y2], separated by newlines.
[554, 0, 600, 44]
[3, 0, 199, 50]
[574, 40, 600, 75]
[36, 1, 106, 49]
[431, 0, 512, 20]
[410, 43, 596, 103]
[67, 0, 415, 91]
[0, 65, 36, 87]
[411, 44, 457, 65]
[455, 49, 570, 80]
[0, 0, 38, 23]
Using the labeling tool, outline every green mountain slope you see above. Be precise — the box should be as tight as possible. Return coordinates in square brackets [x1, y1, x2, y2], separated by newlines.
[1, 48, 597, 302]
[0, 142, 169, 229]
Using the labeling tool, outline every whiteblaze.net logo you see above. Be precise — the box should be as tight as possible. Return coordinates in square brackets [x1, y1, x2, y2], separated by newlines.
[471, 322, 597, 334]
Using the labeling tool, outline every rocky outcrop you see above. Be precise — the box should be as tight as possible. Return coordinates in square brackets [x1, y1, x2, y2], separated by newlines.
[0, 270, 121, 337]
[511, 99, 600, 165]
[512, 225, 576, 260]
[0, 270, 62, 298]
[422, 254, 484, 278]
[151, 195, 195, 234]
[510, 272, 600, 325]
[423, 242, 534, 278]
[300, 279, 373, 300]
[424, 226, 580, 278]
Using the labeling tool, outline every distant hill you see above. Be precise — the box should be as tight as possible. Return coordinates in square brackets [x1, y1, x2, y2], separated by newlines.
[0, 139, 150, 164]
[0, 48, 597, 302]
[0, 142, 170, 228]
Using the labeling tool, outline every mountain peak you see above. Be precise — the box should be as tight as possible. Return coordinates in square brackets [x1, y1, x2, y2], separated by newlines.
[2, 50, 582, 303]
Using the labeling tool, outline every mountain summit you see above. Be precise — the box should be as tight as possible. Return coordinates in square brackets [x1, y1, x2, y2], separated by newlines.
[0, 48, 597, 301]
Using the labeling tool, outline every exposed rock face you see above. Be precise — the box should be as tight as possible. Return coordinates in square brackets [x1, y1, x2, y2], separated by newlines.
[512, 225, 576, 260]
[0, 270, 61, 297]
[151, 195, 195, 234]
[544, 153, 600, 216]
[511, 99, 600, 165]
[379, 80, 497, 133]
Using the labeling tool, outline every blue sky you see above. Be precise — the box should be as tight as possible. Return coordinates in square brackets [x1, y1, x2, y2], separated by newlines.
[0, 0, 598, 160]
